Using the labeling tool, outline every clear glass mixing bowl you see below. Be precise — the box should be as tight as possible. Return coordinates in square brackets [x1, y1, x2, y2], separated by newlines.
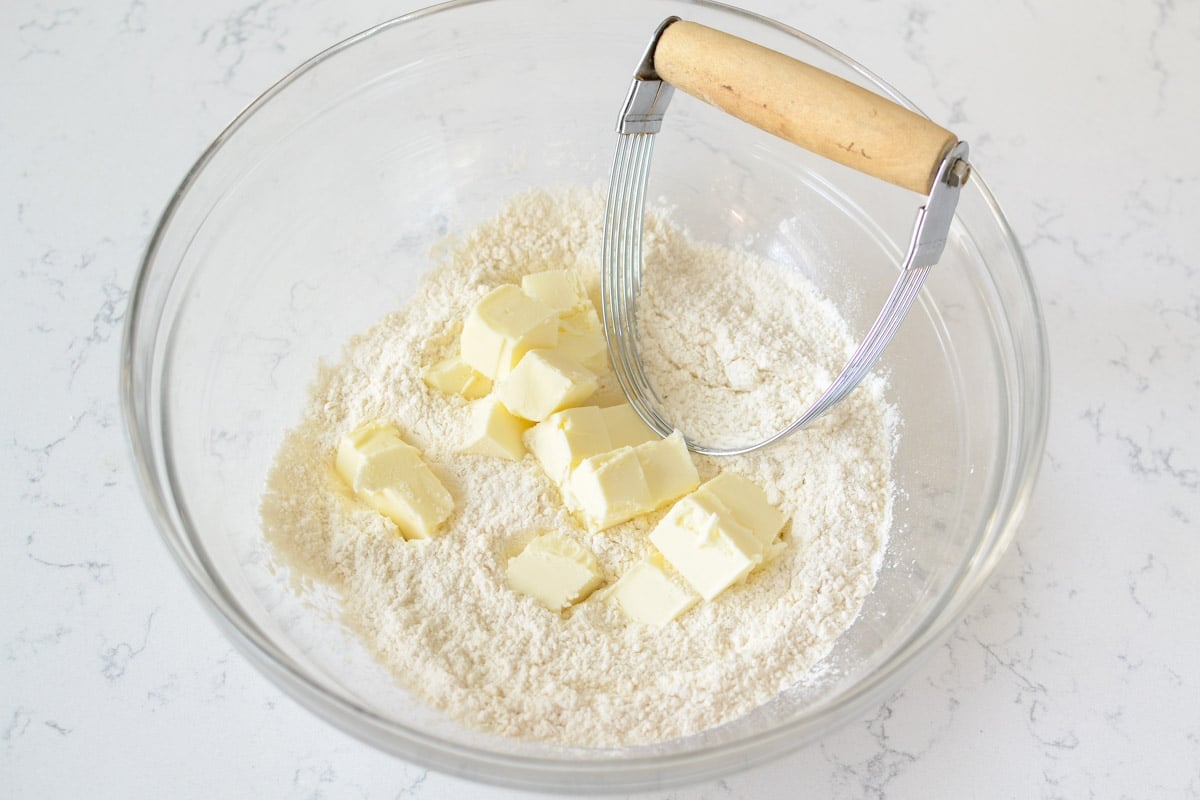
[121, 0, 1048, 792]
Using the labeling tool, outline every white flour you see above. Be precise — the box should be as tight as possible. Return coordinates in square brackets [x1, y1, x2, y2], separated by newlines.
[260, 187, 895, 747]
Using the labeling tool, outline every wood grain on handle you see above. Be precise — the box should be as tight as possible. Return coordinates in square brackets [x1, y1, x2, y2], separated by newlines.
[653, 21, 957, 195]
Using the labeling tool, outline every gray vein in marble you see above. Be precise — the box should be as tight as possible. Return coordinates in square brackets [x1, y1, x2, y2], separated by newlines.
[291, 760, 339, 799]
[16, 6, 80, 60]
[897, 1, 973, 130]
[14, 420, 87, 510]
[1107, 339, 1152, 394]
[207, 648, 236, 699]
[392, 770, 428, 800]
[100, 609, 157, 681]
[146, 675, 180, 709]
[1126, 553, 1167, 619]
[26, 553, 114, 584]
[1020, 199, 1104, 268]
[244, 332, 294, 387]
[2, 708, 33, 743]
[42, 720, 72, 736]
[198, 0, 291, 86]
[976, 635, 1047, 698]
[2, 625, 73, 665]
[819, 698, 925, 800]
[1146, 0, 1178, 116]
[1080, 404, 1199, 491]
[120, 0, 146, 34]
[67, 271, 129, 386]
[18, 249, 68, 302]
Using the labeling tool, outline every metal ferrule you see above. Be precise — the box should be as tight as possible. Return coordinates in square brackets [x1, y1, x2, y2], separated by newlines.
[904, 140, 971, 270]
[616, 17, 680, 134]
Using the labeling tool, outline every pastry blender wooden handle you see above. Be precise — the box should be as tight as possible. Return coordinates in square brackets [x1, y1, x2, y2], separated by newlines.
[651, 20, 958, 195]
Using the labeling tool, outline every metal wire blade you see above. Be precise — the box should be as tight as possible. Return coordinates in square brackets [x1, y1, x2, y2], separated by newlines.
[602, 132, 936, 457]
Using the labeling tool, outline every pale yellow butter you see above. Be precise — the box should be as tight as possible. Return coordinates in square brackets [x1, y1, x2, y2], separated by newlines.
[524, 405, 612, 485]
[568, 446, 654, 532]
[422, 355, 492, 400]
[520, 270, 592, 314]
[335, 421, 453, 540]
[636, 431, 700, 507]
[607, 555, 698, 626]
[521, 270, 608, 372]
[695, 472, 787, 549]
[555, 306, 608, 372]
[461, 396, 531, 461]
[525, 403, 657, 486]
[649, 492, 764, 600]
[460, 284, 559, 379]
[566, 431, 698, 532]
[601, 404, 658, 449]
[496, 349, 598, 422]
[506, 532, 604, 611]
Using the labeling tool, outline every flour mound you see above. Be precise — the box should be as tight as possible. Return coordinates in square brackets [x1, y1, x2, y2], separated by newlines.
[260, 187, 895, 747]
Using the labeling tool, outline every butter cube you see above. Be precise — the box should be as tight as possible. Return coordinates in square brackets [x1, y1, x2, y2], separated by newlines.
[524, 405, 696, 532]
[462, 397, 531, 461]
[696, 472, 787, 549]
[521, 270, 592, 314]
[460, 284, 559, 379]
[565, 430, 698, 532]
[335, 422, 453, 540]
[507, 532, 604, 611]
[525, 403, 657, 485]
[520, 270, 608, 371]
[601, 404, 658, 449]
[422, 356, 492, 399]
[556, 307, 609, 372]
[607, 556, 698, 626]
[568, 446, 654, 532]
[649, 493, 764, 600]
[496, 349, 598, 422]
[524, 406, 613, 485]
[636, 432, 700, 507]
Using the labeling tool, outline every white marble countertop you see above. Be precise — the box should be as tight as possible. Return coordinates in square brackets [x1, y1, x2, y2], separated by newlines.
[4, 0, 1198, 796]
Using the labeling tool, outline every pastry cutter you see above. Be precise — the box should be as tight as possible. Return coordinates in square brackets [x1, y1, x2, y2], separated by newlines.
[601, 18, 971, 456]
